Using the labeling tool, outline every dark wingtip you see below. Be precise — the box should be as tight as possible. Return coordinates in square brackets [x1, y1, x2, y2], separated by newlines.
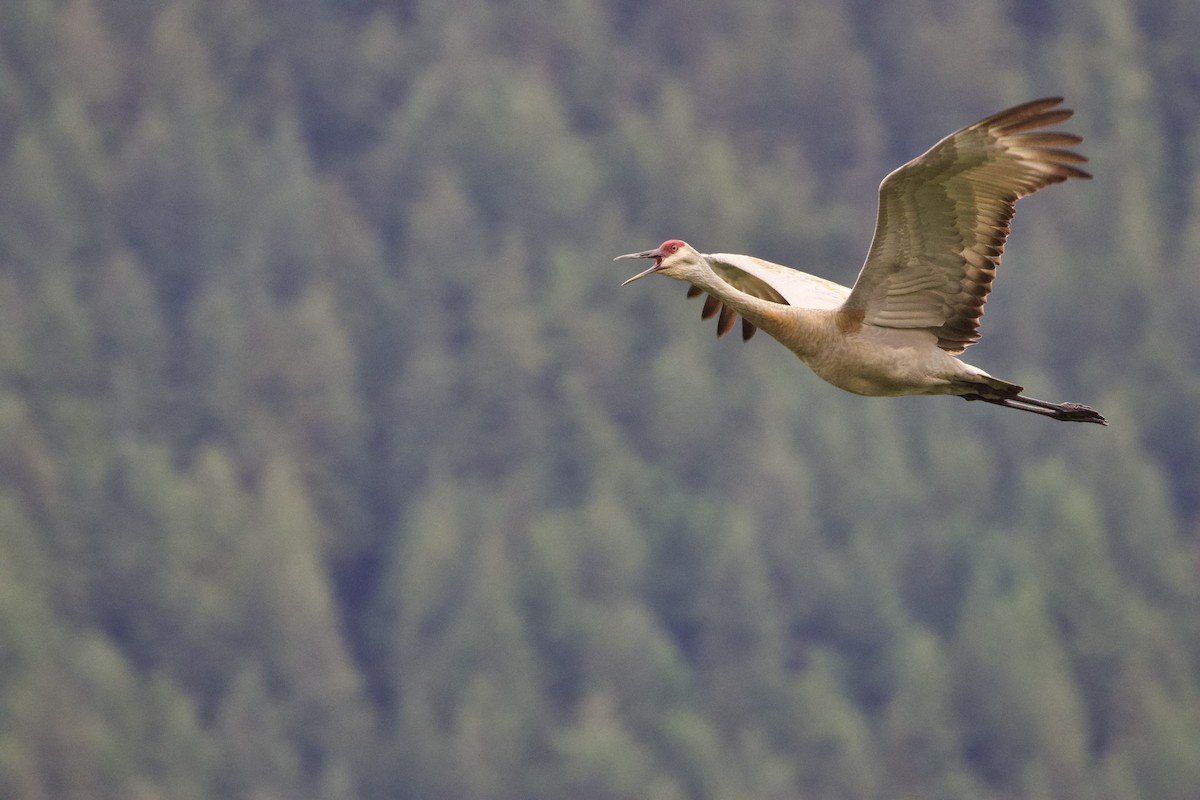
[716, 305, 736, 337]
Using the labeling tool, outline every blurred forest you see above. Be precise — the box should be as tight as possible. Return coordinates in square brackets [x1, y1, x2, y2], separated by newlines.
[1, 0, 1199, 798]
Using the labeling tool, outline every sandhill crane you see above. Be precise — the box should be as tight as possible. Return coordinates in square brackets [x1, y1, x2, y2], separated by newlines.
[616, 97, 1106, 424]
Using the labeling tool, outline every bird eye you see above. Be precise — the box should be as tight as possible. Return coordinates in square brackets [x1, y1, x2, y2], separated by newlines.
[669, 243, 679, 253]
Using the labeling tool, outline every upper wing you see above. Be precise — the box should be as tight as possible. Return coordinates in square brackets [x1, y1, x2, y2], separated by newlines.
[687, 252, 851, 340]
[842, 97, 1091, 353]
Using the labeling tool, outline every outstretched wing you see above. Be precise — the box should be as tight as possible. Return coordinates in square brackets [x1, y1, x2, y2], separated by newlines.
[687, 252, 851, 341]
[842, 97, 1090, 353]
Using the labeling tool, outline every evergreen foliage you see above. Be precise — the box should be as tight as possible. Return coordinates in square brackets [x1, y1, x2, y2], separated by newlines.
[0, 0, 1198, 797]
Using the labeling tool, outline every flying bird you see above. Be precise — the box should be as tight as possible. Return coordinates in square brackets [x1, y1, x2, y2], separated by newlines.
[616, 97, 1106, 424]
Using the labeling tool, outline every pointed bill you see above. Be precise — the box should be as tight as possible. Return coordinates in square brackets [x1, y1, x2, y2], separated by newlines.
[619, 263, 663, 286]
[614, 248, 663, 286]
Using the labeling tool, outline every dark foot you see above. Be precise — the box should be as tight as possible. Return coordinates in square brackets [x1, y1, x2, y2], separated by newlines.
[1047, 402, 1107, 425]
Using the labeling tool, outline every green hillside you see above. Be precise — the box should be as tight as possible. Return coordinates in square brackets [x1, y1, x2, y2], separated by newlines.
[1, 1, 1198, 798]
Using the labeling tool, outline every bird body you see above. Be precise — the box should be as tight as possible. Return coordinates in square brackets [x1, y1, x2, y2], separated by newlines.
[636, 246, 1015, 399]
[617, 98, 1106, 424]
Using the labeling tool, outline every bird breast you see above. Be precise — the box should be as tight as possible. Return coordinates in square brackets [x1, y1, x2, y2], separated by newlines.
[795, 323, 965, 397]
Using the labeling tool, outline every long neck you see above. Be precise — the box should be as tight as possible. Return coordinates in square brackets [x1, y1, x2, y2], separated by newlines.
[688, 258, 834, 360]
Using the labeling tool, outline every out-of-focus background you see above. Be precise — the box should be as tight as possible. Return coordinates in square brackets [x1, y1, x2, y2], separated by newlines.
[2, 1, 1199, 798]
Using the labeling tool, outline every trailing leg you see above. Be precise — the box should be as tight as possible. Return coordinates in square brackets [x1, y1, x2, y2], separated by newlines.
[961, 392, 1107, 425]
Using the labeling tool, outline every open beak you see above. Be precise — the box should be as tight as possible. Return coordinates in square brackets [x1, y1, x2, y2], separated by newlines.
[614, 248, 663, 286]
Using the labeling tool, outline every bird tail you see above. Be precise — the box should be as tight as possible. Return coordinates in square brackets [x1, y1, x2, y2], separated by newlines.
[959, 375, 1024, 401]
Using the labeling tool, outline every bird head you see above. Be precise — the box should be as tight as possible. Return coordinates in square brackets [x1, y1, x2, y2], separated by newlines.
[615, 239, 701, 285]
